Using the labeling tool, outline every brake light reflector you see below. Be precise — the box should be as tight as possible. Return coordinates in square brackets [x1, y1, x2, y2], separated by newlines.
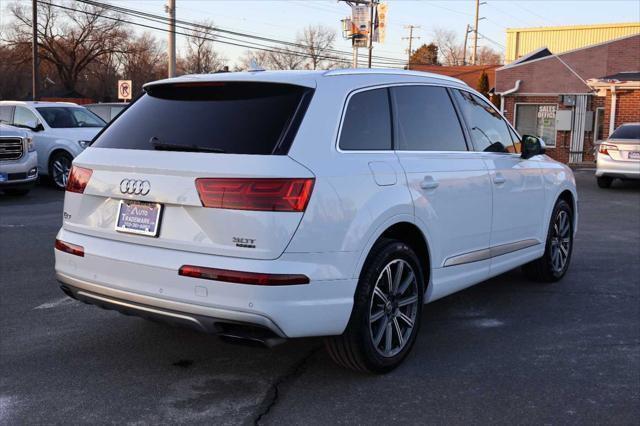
[179, 265, 309, 286]
[66, 166, 93, 193]
[195, 178, 314, 212]
[55, 239, 84, 257]
[599, 143, 618, 156]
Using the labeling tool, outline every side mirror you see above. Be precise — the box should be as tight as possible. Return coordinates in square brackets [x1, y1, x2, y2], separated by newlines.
[25, 120, 44, 132]
[521, 135, 545, 159]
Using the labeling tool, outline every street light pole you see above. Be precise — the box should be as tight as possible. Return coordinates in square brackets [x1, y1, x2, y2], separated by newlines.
[32, 0, 39, 100]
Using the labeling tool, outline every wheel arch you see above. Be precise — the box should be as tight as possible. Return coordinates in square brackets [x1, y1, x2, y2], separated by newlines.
[557, 188, 578, 232]
[354, 217, 431, 291]
[47, 148, 74, 171]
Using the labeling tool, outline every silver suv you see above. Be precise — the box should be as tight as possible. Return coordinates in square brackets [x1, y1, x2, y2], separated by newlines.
[0, 101, 105, 189]
[0, 124, 38, 195]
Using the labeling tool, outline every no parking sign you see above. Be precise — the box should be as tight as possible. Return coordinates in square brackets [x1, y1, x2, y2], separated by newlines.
[118, 80, 132, 101]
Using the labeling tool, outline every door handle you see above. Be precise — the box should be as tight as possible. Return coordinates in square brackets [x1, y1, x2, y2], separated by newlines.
[493, 173, 506, 185]
[420, 176, 439, 190]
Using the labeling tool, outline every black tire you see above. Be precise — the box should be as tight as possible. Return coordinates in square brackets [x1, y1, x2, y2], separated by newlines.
[523, 199, 573, 282]
[597, 176, 613, 188]
[3, 188, 30, 196]
[49, 151, 73, 190]
[324, 239, 425, 373]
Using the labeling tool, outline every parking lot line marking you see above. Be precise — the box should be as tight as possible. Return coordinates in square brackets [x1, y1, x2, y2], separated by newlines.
[34, 297, 76, 310]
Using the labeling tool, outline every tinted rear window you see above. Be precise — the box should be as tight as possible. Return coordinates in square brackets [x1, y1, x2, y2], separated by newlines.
[610, 124, 640, 140]
[92, 83, 312, 155]
[392, 86, 467, 151]
[339, 88, 392, 151]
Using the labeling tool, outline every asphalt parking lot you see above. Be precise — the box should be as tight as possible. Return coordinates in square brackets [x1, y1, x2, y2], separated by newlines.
[1, 170, 638, 425]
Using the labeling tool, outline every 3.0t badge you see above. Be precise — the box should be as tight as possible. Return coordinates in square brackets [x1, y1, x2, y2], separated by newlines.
[120, 179, 151, 196]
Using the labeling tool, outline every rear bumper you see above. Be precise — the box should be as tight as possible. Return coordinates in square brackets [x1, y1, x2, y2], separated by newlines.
[55, 228, 359, 338]
[596, 155, 640, 179]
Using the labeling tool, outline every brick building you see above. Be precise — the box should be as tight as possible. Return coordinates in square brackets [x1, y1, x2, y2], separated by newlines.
[408, 64, 500, 91]
[496, 34, 640, 164]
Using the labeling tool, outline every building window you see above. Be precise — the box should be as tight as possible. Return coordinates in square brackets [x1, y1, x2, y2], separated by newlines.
[515, 104, 557, 147]
[594, 107, 605, 142]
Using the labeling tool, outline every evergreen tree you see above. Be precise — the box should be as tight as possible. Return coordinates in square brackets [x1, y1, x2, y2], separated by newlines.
[409, 43, 440, 66]
[477, 71, 490, 96]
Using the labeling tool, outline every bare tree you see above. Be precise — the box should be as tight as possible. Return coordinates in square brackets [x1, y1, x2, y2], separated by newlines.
[180, 20, 226, 74]
[236, 47, 305, 71]
[6, 1, 132, 94]
[120, 33, 167, 96]
[297, 24, 337, 70]
[432, 28, 463, 66]
[236, 24, 341, 71]
[476, 46, 503, 65]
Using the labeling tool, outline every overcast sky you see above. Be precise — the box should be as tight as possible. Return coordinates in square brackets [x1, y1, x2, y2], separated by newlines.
[4, 0, 640, 67]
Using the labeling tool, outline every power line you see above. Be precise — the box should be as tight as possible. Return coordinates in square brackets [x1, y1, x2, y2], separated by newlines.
[40, 0, 405, 68]
[74, 0, 408, 66]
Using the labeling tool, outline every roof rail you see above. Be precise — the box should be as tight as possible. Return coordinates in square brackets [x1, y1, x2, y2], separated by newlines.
[323, 68, 463, 83]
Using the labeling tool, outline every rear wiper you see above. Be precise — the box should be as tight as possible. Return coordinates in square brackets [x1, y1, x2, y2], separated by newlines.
[150, 137, 226, 153]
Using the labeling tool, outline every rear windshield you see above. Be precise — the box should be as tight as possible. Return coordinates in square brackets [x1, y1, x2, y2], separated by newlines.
[92, 82, 312, 155]
[610, 124, 640, 140]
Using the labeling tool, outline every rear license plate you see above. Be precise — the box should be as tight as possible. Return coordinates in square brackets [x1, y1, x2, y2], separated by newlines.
[115, 200, 162, 237]
[629, 151, 640, 160]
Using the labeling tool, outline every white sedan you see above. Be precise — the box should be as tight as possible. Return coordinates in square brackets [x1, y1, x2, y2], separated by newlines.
[596, 123, 640, 188]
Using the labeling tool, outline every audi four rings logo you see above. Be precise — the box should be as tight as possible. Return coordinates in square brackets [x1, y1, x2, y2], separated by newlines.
[120, 179, 151, 195]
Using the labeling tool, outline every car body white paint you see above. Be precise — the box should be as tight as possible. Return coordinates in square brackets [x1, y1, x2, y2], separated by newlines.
[54, 70, 578, 338]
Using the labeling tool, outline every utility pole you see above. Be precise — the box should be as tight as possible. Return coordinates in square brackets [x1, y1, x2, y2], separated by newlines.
[462, 24, 470, 65]
[403, 25, 420, 69]
[367, 0, 375, 68]
[32, 0, 39, 101]
[471, 0, 486, 65]
[166, 0, 176, 78]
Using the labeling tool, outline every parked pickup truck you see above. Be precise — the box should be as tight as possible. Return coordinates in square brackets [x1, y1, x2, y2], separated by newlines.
[0, 124, 38, 195]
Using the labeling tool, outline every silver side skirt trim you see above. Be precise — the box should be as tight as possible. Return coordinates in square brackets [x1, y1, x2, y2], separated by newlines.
[443, 239, 541, 267]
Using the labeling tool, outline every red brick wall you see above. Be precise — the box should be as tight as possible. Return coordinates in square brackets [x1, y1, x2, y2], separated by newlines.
[614, 90, 640, 128]
[502, 94, 604, 163]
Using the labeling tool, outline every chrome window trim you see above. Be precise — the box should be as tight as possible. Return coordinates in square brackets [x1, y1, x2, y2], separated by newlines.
[335, 82, 521, 156]
[335, 81, 470, 154]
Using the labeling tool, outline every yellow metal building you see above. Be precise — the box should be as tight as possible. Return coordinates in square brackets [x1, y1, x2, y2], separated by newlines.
[506, 22, 640, 63]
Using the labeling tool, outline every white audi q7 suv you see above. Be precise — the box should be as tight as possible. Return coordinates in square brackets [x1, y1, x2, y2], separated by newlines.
[55, 70, 577, 373]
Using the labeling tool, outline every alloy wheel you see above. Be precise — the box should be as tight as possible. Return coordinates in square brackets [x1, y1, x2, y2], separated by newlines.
[550, 210, 571, 273]
[52, 156, 71, 189]
[368, 259, 419, 358]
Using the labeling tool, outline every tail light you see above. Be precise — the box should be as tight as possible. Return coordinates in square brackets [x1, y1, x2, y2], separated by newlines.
[66, 166, 93, 193]
[55, 239, 84, 257]
[179, 265, 309, 286]
[598, 143, 618, 156]
[195, 178, 314, 212]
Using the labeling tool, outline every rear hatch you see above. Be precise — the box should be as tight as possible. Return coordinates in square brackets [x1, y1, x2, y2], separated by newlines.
[605, 140, 640, 162]
[63, 81, 315, 260]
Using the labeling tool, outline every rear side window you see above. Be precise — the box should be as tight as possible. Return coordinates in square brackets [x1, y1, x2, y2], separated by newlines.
[610, 124, 640, 140]
[92, 83, 312, 155]
[391, 86, 467, 151]
[339, 88, 392, 151]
